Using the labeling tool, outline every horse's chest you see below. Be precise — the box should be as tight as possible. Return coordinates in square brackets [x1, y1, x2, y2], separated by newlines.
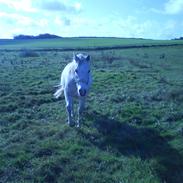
[67, 81, 77, 96]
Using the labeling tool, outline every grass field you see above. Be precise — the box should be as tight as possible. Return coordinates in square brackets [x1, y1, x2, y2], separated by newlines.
[0, 38, 183, 183]
[1, 37, 183, 50]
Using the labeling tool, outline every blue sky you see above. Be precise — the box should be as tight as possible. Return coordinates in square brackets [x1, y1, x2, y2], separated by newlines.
[0, 0, 183, 39]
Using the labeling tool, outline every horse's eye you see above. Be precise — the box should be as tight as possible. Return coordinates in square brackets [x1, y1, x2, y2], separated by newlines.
[75, 69, 78, 74]
[88, 70, 90, 73]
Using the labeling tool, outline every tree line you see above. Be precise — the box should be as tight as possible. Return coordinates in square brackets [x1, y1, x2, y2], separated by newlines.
[14, 33, 62, 40]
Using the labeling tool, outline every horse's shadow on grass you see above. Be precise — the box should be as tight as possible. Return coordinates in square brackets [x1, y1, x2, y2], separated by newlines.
[82, 112, 183, 183]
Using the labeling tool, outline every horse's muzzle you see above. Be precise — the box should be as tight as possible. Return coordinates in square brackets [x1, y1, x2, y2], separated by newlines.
[79, 89, 86, 96]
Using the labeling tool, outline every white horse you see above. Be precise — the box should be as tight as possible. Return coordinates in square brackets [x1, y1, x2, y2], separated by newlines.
[54, 53, 92, 127]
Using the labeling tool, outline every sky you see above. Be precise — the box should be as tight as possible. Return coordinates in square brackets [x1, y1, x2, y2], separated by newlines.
[0, 0, 183, 39]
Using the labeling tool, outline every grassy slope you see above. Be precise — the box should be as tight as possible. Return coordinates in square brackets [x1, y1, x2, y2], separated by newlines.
[1, 37, 183, 50]
[0, 39, 183, 183]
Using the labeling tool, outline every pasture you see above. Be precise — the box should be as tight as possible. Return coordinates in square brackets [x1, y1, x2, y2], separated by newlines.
[0, 38, 183, 183]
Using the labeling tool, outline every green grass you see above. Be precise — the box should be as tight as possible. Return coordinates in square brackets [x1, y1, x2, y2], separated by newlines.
[0, 39, 183, 183]
[1, 37, 183, 50]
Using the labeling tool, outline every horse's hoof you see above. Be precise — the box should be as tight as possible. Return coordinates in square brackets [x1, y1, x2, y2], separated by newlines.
[76, 122, 80, 128]
[68, 121, 75, 127]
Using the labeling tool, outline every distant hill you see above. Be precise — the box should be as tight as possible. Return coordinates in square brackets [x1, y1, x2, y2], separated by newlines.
[14, 33, 62, 40]
[173, 37, 183, 40]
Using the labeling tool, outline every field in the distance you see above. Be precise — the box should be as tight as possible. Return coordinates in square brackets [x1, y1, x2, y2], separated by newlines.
[1, 37, 183, 50]
[0, 38, 183, 183]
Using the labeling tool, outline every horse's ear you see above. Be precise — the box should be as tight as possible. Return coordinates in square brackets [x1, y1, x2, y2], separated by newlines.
[74, 54, 80, 63]
[86, 55, 90, 62]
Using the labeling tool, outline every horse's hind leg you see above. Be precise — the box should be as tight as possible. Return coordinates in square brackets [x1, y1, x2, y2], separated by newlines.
[76, 98, 85, 128]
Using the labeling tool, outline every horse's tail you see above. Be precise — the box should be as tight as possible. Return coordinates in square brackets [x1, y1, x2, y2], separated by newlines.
[54, 85, 64, 99]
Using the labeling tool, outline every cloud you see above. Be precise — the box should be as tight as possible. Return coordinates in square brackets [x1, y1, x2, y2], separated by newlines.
[38, 1, 67, 11]
[98, 16, 156, 38]
[0, 0, 37, 12]
[54, 16, 71, 26]
[36, 0, 82, 13]
[94, 15, 183, 39]
[150, 0, 183, 15]
[74, 2, 81, 11]
[0, 12, 34, 26]
[0, 0, 82, 13]
[0, 11, 49, 34]
[164, 0, 183, 14]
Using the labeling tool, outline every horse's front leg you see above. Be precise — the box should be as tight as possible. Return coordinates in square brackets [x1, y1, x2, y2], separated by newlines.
[76, 98, 85, 128]
[64, 92, 74, 127]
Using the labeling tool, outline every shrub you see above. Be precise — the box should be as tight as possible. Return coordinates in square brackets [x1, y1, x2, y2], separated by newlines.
[19, 49, 39, 58]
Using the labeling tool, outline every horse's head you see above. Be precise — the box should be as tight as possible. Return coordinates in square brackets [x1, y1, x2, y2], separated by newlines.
[73, 53, 91, 97]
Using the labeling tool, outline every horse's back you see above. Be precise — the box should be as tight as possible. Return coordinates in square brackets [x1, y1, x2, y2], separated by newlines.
[61, 62, 77, 95]
[61, 62, 74, 82]
[62, 62, 75, 77]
